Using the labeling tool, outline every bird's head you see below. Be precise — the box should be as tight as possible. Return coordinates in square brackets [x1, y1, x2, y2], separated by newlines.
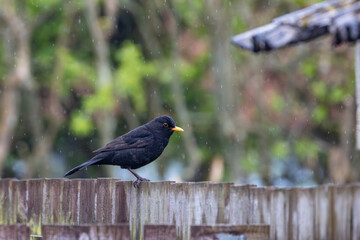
[149, 115, 184, 137]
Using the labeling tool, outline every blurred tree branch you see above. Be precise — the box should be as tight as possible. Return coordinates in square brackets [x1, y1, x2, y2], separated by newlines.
[0, 1, 32, 175]
[205, 0, 244, 180]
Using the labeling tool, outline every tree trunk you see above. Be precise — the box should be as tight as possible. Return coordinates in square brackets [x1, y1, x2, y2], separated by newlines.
[84, 0, 117, 146]
[205, 0, 244, 181]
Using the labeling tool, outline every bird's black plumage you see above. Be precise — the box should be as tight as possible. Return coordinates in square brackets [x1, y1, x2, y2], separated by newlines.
[64, 115, 183, 187]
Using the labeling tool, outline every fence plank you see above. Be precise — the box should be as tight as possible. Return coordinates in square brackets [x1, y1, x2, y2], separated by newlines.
[288, 188, 315, 240]
[144, 224, 176, 240]
[42, 224, 130, 240]
[97, 224, 130, 240]
[10, 180, 27, 224]
[314, 185, 330, 240]
[42, 179, 64, 225]
[331, 185, 352, 240]
[270, 188, 289, 240]
[249, 187, 271, 225]
[114, 181, 132, 224]
[61, 179, 80, 224]
[0, 179, 13, 224]
[169, 182, 191, 240]
[78, 179, 96, 224]
[42, 224, 95, 240]
[190, 225, 270, 240]
[352, 184, 360, 240]
[28, 179, 45, 235]
[95, 178, 117, 224]
[228, 185, 254, 225]
[0, 224, 30, 240]
[129, 181, 174, 240]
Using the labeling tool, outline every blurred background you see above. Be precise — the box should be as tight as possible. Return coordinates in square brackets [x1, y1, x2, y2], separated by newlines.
[0, 0, 358, 186]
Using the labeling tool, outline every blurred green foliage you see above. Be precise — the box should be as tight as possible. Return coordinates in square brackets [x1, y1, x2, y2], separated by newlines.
[115, 42, 157, 111]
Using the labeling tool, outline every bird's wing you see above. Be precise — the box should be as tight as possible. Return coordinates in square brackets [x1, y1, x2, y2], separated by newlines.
[93, 128, 153, 153]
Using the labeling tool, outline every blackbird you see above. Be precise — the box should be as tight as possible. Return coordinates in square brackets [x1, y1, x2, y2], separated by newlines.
[64, 115, 183, 187]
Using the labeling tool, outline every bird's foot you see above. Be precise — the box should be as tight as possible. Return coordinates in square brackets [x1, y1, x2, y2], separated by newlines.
[133, 177, 150, 188]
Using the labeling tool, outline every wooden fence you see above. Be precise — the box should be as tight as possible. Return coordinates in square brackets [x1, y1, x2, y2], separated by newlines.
[0, 178, 359, 239]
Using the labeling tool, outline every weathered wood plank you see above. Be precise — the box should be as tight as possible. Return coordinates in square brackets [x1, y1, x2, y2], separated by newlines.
[42, 179, 64, 225]
[95, 178, 117, 224]
[228, 185, 255, 225]
[190, 225, 270, 240]
[288, 188, 315, 240]
[212, 183, 233, 224]
[169, 182, 191, 240]
[28, 179, 45, 235]
[0, 179, 13, 224]
[190, 182, 233, 225]
[270, 188, 290, 240]
[129, 181, 174, 240]
[42, 224, 130, 240]
[10, 180, 27, 224]
[352, 184, 360, 240]
[314, 185, 330, 240]
[331, 185, 352, 240]
[249, 186, 271, 225]
[114, 181, 132, 224]
[78, 179, 96, 224]
[42, 224, 95, 240]
[0, 224, 30, 240]
[97, 224, 130, 240]
[61, 179, 81, 224]
[144, 224, 176, 240]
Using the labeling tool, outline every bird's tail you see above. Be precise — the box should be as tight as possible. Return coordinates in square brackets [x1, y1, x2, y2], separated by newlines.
[64, 154, 105, 177]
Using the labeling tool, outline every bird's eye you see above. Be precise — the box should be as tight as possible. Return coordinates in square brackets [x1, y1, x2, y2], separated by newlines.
[163, 123, 168, 127]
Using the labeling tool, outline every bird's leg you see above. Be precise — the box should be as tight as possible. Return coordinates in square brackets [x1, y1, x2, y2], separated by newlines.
[127, 168, 150, 188]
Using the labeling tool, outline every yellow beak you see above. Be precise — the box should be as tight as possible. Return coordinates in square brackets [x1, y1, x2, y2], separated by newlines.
[172, 126, 184, 132]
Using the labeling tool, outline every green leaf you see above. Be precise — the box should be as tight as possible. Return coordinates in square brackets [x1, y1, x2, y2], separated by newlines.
[83, 85, 115, 113]
[294, 138, 320, 161]
[300, 59, 317, 78]
[329, 87, 346, 103]
[312, 105, 328, 123]
[70, 112, 93, 137]
[60, 50, 96, 95]
[270, 94, 284, 112]
[271, 141, 289, 160]
[311, 81, 327, 101]
[114, 42, 157, 111]
[241, 151, 259, 173]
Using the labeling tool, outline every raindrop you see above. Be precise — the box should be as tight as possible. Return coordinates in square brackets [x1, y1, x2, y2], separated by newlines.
[78, 18, 81, 24]
[148, 15, 151, 19]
